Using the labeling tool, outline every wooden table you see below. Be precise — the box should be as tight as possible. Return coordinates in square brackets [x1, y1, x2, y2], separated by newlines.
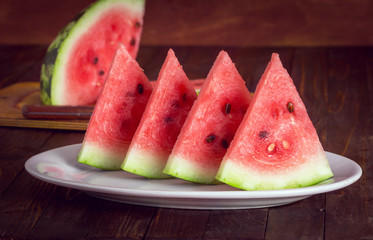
[0, 45, 371, 239]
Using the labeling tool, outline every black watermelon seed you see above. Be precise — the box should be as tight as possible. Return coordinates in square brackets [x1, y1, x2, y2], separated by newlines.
[287, 102, 294, 113]
[222, 139, 229, 149]
[164, 116, 173, 123]
[182, 93, 187, 102]
[99, 70, 105, 76]
[137, 84, 144, 94]
[135, 21, 141, 28]
[259, 131, 269, 139]
[130, 38, 136, 46]
[205, 135, 216, 143]
[93, 57, 98, 65]
[225, 103, 231, 114]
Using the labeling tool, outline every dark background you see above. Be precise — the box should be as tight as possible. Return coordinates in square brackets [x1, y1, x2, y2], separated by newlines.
[0, 0, 372, 46]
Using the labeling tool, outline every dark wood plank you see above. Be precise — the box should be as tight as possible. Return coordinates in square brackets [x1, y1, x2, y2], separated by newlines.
[28, 189, 156, 239]
[0, 130, 83, 239]
[85, 203, 156, 239]
[0, 45, 46, 88]
[146, 208, 267, 239]
[0, 169, 59, 238]
[174, 46, 221, 80]
[232, 47, 295, 92]
[142, 46, 296, 91]
[28, 188, 94, 239]
[145, 208, 210, 239]
[1, 0, 373, 46]
[0, 0, 94, 45]
[0, 127, 52, 196]
[136, 45, 164, 81]
[324, 48, 373, 239]
[204, 209, 267, 239]
[138, 46, 170, 81]
[141, 0, 373, 47]
[266, 195, 325, 240]
[0, 127, 7, 139]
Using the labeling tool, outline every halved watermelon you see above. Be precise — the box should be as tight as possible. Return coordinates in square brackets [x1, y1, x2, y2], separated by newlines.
[216, 53, 333, 190]
[121, 49, 197, 178]
[41, 0, 145, 106]
[163, 51, 252, 184]
[77, 44, 152, 170]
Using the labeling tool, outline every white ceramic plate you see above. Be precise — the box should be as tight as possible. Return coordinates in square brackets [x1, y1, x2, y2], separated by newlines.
[25, 144, 362, 210]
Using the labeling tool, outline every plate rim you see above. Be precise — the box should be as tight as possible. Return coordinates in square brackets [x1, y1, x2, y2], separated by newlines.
[24, 143, 362, 202]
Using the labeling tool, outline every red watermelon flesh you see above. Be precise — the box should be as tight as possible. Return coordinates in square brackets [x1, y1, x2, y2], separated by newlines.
[163, 51, 252, 184]
[216, 53, 333, 190]
[121, 49, 197, 178]
[66, 8, 142, 105]
[41, 0, 145, 105]
[77, 43, 152, 170]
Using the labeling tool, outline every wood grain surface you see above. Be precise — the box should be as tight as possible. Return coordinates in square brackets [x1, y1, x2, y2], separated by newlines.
[0, 76, 203, 131]
[0, 82, 89, 130]
[0, 0, 372, 46]
[0, 45, 372, 239]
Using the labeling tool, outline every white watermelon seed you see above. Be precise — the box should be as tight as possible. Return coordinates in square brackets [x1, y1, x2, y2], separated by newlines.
[282, 140, 290, 149]
[267, 143, 276, 152]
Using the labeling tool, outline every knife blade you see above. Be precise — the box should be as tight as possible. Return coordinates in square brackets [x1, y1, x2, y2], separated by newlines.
[22, 105, 94, 120]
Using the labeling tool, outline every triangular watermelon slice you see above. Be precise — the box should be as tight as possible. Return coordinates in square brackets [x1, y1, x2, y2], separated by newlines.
[77, 43, 152, 170]
[216, 53, 333, 190]
[163, 51, 252, 184]
[121, 49, 197, 178]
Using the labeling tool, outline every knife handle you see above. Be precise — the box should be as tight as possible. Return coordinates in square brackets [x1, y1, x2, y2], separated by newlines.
[22, 105, 93, 120]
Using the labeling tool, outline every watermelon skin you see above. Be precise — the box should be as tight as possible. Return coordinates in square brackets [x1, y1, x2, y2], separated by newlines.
[121, 49, 197, 178]
[163, 51, 252, 184]
[77, 44, 152, 170]
[41, 0, 145, 106]
[216, 53, 333, 190]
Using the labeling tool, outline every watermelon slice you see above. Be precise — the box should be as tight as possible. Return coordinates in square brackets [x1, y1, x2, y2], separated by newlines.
[216, 53, 333, 190]
[121, 49, 198, 178]
[41, 0, 145, 106]
[163, 51, 252, 184]
[77, 44, 152, 170]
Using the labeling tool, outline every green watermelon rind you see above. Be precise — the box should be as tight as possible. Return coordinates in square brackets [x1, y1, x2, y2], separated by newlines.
[41, 20, 76, 105]
[163, 155, 221, 184]
[216, 150, 334, 190]
[77, 143, 128, 170]
[122, 148, 172, 179]
[41, 0, 145, 105]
